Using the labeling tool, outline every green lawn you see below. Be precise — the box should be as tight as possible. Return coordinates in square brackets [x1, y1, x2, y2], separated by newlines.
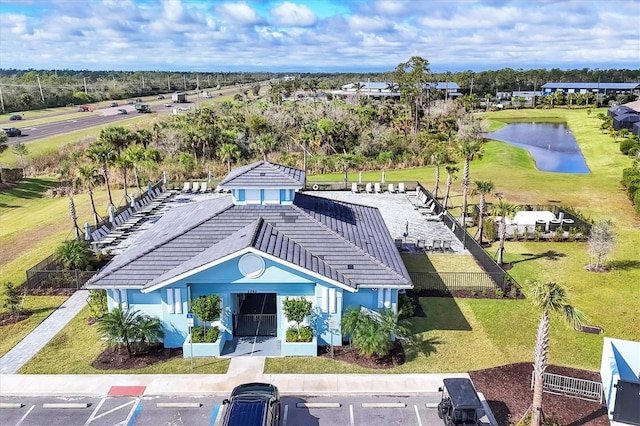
[5, 107, 640, 374]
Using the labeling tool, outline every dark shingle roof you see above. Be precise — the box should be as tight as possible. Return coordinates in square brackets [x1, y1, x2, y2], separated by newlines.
[219, 161, 305, 189]
[87, 193, 411, 291]
[542, 82, 640, 90]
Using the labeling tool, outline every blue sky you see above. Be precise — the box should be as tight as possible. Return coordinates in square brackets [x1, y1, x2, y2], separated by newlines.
[0, 0, 638, 72]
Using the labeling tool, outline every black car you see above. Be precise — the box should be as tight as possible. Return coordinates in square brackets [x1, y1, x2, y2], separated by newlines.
[110, 102, 119, 107]
[10, 114, 22, 120]
[2, 127, 22, 137]
[157, 95, 165, 99]
[222, 383, 280, 426]
[117, 109, 128, 115]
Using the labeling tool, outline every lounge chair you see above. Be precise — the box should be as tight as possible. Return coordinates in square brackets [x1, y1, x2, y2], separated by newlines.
[200, 182, 207, 193]
[416, 239, 426, 252]
[398, 182, 406, 193]
[424, 211, 445, 221]
[365, 183, 372, 193]
[191, 182, 200, 193]
[351, 182, 359, 193]
[181, 182, 190, 192]
[394, 239, 403, 250]
[388, 183, 395, 193]
[432, 239, 443, 252]
[374, 182, 382, 193]
[419, 204, 437, 215]
[442, 240, 453, 253]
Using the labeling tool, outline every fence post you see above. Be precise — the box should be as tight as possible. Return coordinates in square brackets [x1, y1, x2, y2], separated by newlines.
[75, 269, 79, 289]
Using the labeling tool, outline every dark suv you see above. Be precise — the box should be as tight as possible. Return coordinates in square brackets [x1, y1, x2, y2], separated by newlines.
[438, 378, 489, 425]
[2, 127, 21, 137]
[222, 383, 280, 426]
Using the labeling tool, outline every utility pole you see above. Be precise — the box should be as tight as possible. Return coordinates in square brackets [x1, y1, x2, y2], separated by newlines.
[168, 75, 171, 91]
[83, 77, 88, 94]
[183, 75, 187, 90]
[141, 74, 145, 90]
[36, 75, 45, 103]
[0, 85, 5, 113]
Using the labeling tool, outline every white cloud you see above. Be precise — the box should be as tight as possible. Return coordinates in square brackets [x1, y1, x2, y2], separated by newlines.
[215, 2, 262, 26]
[269, 2, 317, 27]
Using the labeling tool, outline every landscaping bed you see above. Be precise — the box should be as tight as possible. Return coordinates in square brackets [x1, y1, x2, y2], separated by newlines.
[92, 345, 183, 370]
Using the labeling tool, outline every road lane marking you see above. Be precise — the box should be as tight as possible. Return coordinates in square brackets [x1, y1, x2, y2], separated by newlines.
[209, 403, 221, 426]
[414, 404, 423, 426]
[350, 404, 354, 426]
[87, 399, 136, 423]
[283, 404, 289, 426]
[84, 397, 106, 425]
[15, 404, 35, 426]
[361, 402, 406, 408]
[124, 398, 141, 426]
[296, 402, 341, 408]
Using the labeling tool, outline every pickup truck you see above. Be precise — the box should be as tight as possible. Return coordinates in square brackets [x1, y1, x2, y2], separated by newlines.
[134, 104, 151, 113]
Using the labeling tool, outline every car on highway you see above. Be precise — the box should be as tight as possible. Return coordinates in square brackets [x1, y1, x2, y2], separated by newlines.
[2, 127, 22, 137]
[110, 102, 119, 107]
[10, 114, 22, 120]
[221, 383, 280, 426]
[178, 106, 191, 112]
[157, 95, 165, 99]
[164, 103, 172, 107]
[117, 109, 128, 115]
[125, 99, 134, 104]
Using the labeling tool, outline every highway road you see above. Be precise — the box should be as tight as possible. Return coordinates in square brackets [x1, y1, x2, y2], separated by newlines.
[1, 85, 246, 146]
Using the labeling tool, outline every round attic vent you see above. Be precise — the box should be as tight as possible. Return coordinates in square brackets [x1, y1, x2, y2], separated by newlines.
[238, 253, 265, 278]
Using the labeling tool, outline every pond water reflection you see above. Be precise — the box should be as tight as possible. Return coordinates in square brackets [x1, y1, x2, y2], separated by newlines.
[485, 122, 590, 173]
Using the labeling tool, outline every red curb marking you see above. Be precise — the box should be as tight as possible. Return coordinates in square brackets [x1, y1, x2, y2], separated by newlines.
[108, 386, 146, 396]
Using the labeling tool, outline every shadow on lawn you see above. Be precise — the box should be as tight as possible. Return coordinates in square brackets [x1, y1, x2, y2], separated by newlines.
[3, 178, 59, 202]
[410, 297, 472, 333]
[511, 250, 567, 265]
[607, 259, 640, 271]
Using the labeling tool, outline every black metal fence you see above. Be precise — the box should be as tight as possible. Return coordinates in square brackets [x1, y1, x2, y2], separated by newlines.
[410, 272, 509, 293]
[21, 269, 98, 290]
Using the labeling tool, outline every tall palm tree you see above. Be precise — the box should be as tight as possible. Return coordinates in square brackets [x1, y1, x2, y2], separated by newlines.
[115, 155, 133, 202]
[431, 148, 447, 199]
[456, 140, 485, 228]
[217, 143, 241, 173]
[530, 281, 585, 426]
[134, 128, 153, 150]
[87, 141, 117, 208]
[98, 126, 133, 155]
[251, 133, 278, 162]
[75, 164, 102, 226]
[442, 165, 459, 210]
[123, 145, 146, 196]
[472, 180, 495, 245]
[491, 199, 520, 266]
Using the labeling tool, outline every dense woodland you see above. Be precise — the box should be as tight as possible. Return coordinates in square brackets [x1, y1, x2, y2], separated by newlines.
[1, 66, 639, 113]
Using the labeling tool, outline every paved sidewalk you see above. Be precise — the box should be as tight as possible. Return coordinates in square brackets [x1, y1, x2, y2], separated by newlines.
[0, 356, 468, 396]
[0, 290, 89, 374]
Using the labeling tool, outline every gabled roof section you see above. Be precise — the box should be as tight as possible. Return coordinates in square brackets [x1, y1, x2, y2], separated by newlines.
[219, 161, 305, 189]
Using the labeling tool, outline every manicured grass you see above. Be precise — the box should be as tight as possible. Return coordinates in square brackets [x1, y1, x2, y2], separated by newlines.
[18, 306, 230, 374]
[0, 296, 67, 357]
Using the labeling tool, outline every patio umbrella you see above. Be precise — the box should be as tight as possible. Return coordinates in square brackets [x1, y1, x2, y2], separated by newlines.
[358, 171, 362, 184]
[403, 220, 409, 240]
[147, 181, 153, 196]
[381, 171, 386, 184]
[208, 171, 213, 183]
[130, 194, 136, 208]
[84, 222, 91, 241]
[162, 170, 167, 185]
[108, 205, 116, 224]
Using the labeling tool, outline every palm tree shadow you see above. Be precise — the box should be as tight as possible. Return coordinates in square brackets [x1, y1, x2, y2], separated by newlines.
[511, 250, 566, 265]
[405, 337, 441, 361]
[607, 259, 640, 270]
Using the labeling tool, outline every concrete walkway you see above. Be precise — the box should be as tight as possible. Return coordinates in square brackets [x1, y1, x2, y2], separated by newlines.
[0, 290, 89, 374]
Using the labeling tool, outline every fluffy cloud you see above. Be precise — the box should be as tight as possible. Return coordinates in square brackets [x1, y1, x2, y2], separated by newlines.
[0, 0, 638, 71]
[269, 2, 317, 27]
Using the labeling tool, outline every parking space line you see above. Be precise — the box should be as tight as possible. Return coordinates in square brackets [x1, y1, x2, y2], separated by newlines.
[361, 402, 407, 408]
[84, 397, 106, 425]
[88, 399, 136, 423]
[15, 404, 35, 426]
[209, 403, 221, 426]
[349, 404, 354, 426]
[282, 404, 289, 426]
[414, 404, 423, 426]
[124, 398, 142, 426]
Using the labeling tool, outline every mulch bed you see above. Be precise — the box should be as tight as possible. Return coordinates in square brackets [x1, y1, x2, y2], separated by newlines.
[92, 345, 183, 370]
[409, 289, 524, 299]
[0, 311, 32, 326]
[470, 363, 608, 426]
[318, 341, 405, 369]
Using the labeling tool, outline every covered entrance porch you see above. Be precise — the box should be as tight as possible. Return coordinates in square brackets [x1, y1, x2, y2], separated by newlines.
[225, 293, 280, 357]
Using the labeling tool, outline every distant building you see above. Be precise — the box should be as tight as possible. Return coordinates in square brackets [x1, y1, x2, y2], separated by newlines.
[542, 82, 640, 96]
[331, 81, 461, 99]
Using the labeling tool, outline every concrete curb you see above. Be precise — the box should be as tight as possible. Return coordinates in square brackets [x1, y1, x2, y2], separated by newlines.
[0, 402, 23, 409]
[42, 402, 90, 409]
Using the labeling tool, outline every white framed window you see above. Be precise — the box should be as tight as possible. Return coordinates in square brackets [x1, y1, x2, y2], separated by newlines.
[167, 288, 174, 314]
[174, 288, 182, 314]
[321, 287, 329, 313]
[329, 288, 336, 314]
[113, 289, 128, 309]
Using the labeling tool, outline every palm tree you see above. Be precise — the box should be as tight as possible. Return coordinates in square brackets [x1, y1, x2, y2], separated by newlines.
[431, 148, 447, 199]
[472, 180, 495, 245]
[530, 281, 585, 426]
[456, 140, 485, 227]
[442, 165, 459, 210]
[115, 155, 133, 202]
[491, 199, 520, 266]
[123, 145, 146, 196]
[87, 141, 117, 208]
[97, 307, 163, 357]
[56, 239, 92, 270]
[98, 126, 133, 155]
[75, 165, 102, 226]
[217, 143, 241, 173]
[251, 133, 278, 162]
[134, 129, 153, 149]
[341, 306, 412, 358]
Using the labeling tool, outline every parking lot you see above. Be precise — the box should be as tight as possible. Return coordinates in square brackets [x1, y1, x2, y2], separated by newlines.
[0, 394, 443, 426]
